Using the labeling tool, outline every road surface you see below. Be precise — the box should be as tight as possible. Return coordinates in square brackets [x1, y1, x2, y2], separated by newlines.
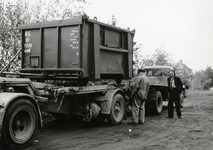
[1, 90, 213, 150]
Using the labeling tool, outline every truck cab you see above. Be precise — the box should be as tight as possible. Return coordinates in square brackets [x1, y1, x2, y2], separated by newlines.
[143, 66, 174, 101]
[140, 66, 174, 115]
[143, 66, 173, 87]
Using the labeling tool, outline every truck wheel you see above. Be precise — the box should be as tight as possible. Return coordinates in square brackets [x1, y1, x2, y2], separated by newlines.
[180, 93, 184, 107]
[107, 93, 125, 125]
[2, 99, 38, 149]
[148, 91, 163, 115]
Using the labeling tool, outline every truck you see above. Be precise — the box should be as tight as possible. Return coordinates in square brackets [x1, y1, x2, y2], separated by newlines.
[143, 66, 185, 112]
[0, 15, 163, 149]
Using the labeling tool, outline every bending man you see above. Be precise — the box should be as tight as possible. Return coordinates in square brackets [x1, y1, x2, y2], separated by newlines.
[129, 69, 149, 124]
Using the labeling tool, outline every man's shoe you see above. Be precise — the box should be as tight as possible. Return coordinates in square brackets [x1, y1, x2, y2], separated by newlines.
[178, 116, 182, 119]
[166, 116, 173, 118]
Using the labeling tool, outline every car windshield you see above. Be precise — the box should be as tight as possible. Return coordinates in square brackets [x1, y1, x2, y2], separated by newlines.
[145, 69, 172, 76]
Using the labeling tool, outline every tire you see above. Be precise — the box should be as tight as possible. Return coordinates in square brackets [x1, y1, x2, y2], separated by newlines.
[2, 99, 38, 149]
[107, 93, 125, 125]
[179, 92, 184, 107]
[148, 91, 163, 115]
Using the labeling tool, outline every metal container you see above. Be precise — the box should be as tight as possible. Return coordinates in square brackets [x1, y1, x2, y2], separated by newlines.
[19, 15, 134, 81]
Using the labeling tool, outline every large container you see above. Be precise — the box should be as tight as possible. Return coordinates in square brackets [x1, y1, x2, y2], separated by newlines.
[19, 15, 134, 81]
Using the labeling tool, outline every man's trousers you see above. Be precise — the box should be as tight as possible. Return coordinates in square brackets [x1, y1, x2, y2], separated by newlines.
[168, 88, 182, 118]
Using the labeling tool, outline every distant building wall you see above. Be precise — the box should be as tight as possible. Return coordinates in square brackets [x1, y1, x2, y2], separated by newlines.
[174, 60, 193, 88]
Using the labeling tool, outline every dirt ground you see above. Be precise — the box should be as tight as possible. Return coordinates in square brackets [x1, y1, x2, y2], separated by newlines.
[2, 90, 213, 150]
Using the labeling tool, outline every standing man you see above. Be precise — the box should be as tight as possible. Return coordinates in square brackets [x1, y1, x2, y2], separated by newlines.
[129, 68, 149, 124]
[167, 70, 183, 119]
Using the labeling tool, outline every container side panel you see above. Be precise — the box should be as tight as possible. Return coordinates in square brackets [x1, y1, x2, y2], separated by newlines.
[127, 33, 133, 78]
[82, 23, 90, 78]
[43, 28, 57, 68]
[22, 30, 40, 68]
[99, 50, 126, 75]
[105, 29, 120, 48]
[93, 24, 100, 79]
[122, 32, 128, 49]
[60, 26, 80, 68]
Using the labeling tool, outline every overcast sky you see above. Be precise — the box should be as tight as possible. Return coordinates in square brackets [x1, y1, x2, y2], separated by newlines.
[84, 0, 213, 72]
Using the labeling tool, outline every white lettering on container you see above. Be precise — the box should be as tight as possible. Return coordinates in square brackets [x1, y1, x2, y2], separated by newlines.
[25, 31, 31, 37]
[24, 49, 31, 53]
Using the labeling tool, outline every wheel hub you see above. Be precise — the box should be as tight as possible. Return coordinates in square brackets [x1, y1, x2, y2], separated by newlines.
[16, 119, 21, 126]
[14, 119, 25, 131]
[114, 103, 121, 117]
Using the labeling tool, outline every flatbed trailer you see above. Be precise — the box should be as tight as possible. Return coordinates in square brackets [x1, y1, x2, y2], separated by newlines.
[0, 15, 134, 149]
[0, 15, 164, 149]
[0, 75, 132, 149]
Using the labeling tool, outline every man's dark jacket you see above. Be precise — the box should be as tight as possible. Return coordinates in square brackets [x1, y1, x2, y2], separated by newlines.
[167, 76, 183, 94]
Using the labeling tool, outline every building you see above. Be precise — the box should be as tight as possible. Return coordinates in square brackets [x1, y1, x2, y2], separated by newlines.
[174, 60, 193, 88]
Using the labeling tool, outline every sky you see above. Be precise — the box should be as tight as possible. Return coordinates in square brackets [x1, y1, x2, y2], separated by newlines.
[84, 0, 213, 72]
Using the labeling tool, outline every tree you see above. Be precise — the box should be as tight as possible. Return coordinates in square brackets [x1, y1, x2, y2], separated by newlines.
[205, 66, 213, 79]
[204, 66, 213, 89]
[0, 0, 29, 72]
[132, 42, 143, 74]
[133, 45, 175, 71]
[110, 15, 118, 26]
[141, 55, 154, 66]
[193, 66, 213, 90]
[0, 0, 87, 72]
[152, 46, 175, 66]
[193, 70, 208, 90]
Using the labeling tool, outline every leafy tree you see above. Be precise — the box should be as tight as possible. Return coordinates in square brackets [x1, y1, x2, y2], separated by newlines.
[132, 42, 143, 75]
[193, 66, 213, 90]
[203, 66, 213, 89]
[28, 0, 86, 22]
[0, 0, 87, 72]
[152, 46, 175, 66]
[141, 55, 154, 66]
[193, 70, 208, 90]
[203, 78, 212, 90]
[133, 45, 175, 70]
[205, 66, 213, 79]
[110, 15, 118, 26]
[0, 0, 28, 72]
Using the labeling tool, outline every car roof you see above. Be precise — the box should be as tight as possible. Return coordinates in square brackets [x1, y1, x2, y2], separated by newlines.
[142, 66, 174, 70]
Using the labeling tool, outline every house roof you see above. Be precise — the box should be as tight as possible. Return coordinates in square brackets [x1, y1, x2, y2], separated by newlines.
[142, 66, 174, 70]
